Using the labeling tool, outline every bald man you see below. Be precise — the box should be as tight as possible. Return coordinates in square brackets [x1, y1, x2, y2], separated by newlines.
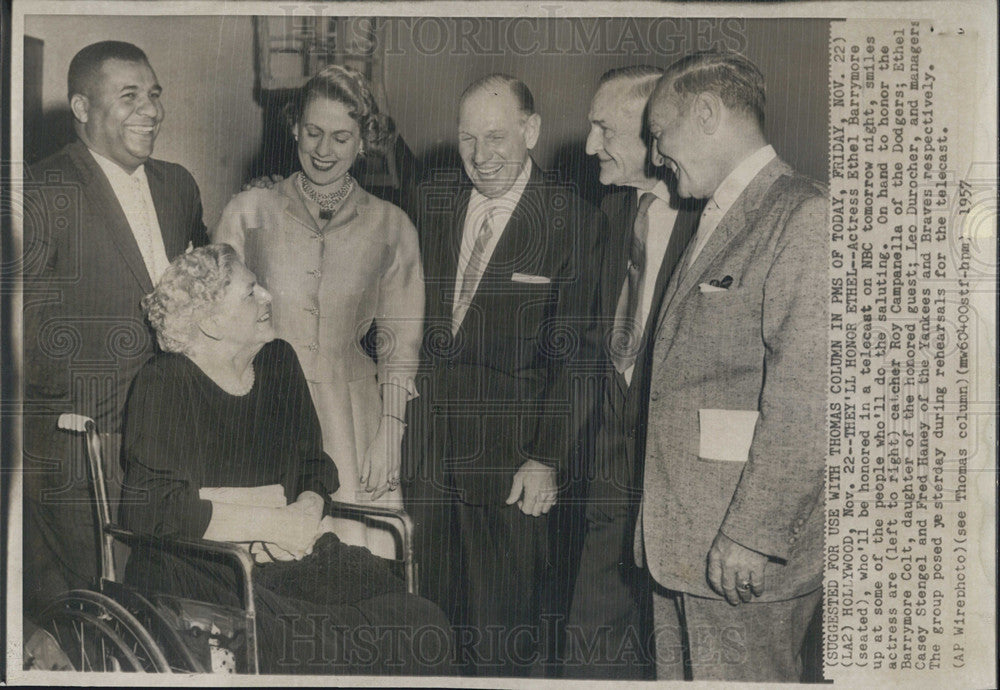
[640, 51, 826, 682]
[405, 73, 607, 676]
[564, 65, 702, 679]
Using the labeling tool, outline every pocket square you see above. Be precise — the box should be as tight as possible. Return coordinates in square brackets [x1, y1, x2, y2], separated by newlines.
[698, 409, 759, 462]
[511, 272, 551, 284]
[699, 282, 728, 293]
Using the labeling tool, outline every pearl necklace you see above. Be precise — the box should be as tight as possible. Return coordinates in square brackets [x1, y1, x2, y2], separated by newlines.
[297, 171, 354, 220]
[225, 365, 255, 396]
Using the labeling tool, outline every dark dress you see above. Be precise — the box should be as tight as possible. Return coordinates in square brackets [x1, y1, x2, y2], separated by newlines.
[119, 339, 451, 675]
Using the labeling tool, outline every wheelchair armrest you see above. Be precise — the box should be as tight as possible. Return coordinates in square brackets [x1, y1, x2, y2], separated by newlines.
[325, 502, 418, 594]
[326, 500, 413, 530]
[104, 524, 261, 673]
[104, 524, 255, 610]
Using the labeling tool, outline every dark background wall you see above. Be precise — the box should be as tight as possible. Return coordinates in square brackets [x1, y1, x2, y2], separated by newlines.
[24, 15, 829, 225]
[382, 17, 829, 185]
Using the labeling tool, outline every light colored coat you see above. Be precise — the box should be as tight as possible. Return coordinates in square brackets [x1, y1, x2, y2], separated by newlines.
[213, 177, 423, 504]
[639, 157, 828, 601]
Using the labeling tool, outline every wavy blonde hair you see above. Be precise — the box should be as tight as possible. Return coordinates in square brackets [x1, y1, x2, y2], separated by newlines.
[284, 64, 394, 158]
[141, 244, 239, 354]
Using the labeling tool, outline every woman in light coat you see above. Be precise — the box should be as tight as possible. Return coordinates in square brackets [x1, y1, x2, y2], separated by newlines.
[213, 65, 423, 554]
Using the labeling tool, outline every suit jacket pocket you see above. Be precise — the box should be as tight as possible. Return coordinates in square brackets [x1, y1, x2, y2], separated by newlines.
[677, 287, 756, 355]
[483, 281, 557, 340]
[697, 408, 759, 462]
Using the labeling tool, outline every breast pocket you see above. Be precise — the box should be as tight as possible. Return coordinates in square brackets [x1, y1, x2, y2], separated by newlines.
[473, 281, 557, 378]
[487, 281, 557, 340]
[678, 287, 758, 355]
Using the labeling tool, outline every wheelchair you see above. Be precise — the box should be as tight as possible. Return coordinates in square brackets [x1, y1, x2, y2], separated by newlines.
[35, 413, 419, 673]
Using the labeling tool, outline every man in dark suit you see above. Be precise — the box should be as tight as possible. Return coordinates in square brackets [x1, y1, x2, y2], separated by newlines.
[22, 40, 208, 615]
[640, 51, 827, 681]
[563, 66, 702, 679]
[405, 74, 606, 676]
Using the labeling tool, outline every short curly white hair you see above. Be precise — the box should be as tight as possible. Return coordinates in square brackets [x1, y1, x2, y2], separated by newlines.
[141, 244, 240, 354]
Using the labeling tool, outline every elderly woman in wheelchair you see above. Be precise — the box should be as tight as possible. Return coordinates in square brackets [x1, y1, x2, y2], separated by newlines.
[111, 243, 451, 674]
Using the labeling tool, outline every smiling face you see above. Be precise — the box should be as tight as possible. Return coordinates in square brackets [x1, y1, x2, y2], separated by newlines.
[648, 83, 712, 199]
[458, 86, 539, 198]
[75, 59, 163, 172]
[295, 96, 361, 188]
[212, 262, 275, 351]
[585, 82, 652, 188]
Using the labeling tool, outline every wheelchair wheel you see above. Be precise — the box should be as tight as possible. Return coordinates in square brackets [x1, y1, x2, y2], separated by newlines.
[38, 590, 170, 672]
[100, 582, 206, 672]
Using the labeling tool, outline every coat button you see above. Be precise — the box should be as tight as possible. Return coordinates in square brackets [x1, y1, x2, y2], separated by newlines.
[650, 390, 660, 401]
[432, 405, 443, 414]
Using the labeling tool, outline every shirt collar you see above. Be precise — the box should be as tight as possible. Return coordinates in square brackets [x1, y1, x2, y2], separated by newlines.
[708, 144, 776, 215]
[468, 157, 532, 214]
[638, 179, 672, 207]
[87, 146, 145, 182]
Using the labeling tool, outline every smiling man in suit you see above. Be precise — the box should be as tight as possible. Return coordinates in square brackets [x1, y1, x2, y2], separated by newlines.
[564, 65, 702, 679]
[639, 52, 827, 681]
[405, 73, 606, 676]
[22, 40, 208, 616]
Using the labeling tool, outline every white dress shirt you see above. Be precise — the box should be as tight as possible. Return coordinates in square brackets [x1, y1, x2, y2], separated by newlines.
[686, 144, 777, 267]
[88, 148, 170, 283]
[454, 158, 532, 300]
[624, 180, 679, 385]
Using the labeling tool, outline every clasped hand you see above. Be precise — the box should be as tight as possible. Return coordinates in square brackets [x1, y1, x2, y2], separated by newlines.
[506, 459, 557, 517]
[253, 491, 326, 563]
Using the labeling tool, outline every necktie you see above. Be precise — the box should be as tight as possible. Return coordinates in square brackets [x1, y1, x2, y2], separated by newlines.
[643, 200, 701, 350]
[452, 209, 494, 333]
[685, 197, 720, 269]
[669, 199, 714, 292]
[131, 174, 167, 282]
[611, 192, 656, 374]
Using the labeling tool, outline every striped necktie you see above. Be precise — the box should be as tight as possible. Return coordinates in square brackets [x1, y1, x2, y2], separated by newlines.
[610, 192, 656, 373]
[452, 209, 494, 333]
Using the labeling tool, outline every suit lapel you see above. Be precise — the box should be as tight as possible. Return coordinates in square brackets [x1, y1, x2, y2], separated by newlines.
[439, 186, 471, 318]
[479, 162, 543, 279]
[640, 204, 700, 360]
[603, 190, 636, 401]
[606, 187, 638, 238]
[453, 163, 541, 333]
[653, 158, 791, 359]
[598, 188, 635, 321]
[280, 175, 321, 232]
[145, 160, 181, 258]
[69, 142, 154, 293]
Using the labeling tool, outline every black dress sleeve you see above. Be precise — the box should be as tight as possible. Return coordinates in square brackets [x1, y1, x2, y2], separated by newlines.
[119, 358, 214, 538]
[269, 341, 340, 511]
